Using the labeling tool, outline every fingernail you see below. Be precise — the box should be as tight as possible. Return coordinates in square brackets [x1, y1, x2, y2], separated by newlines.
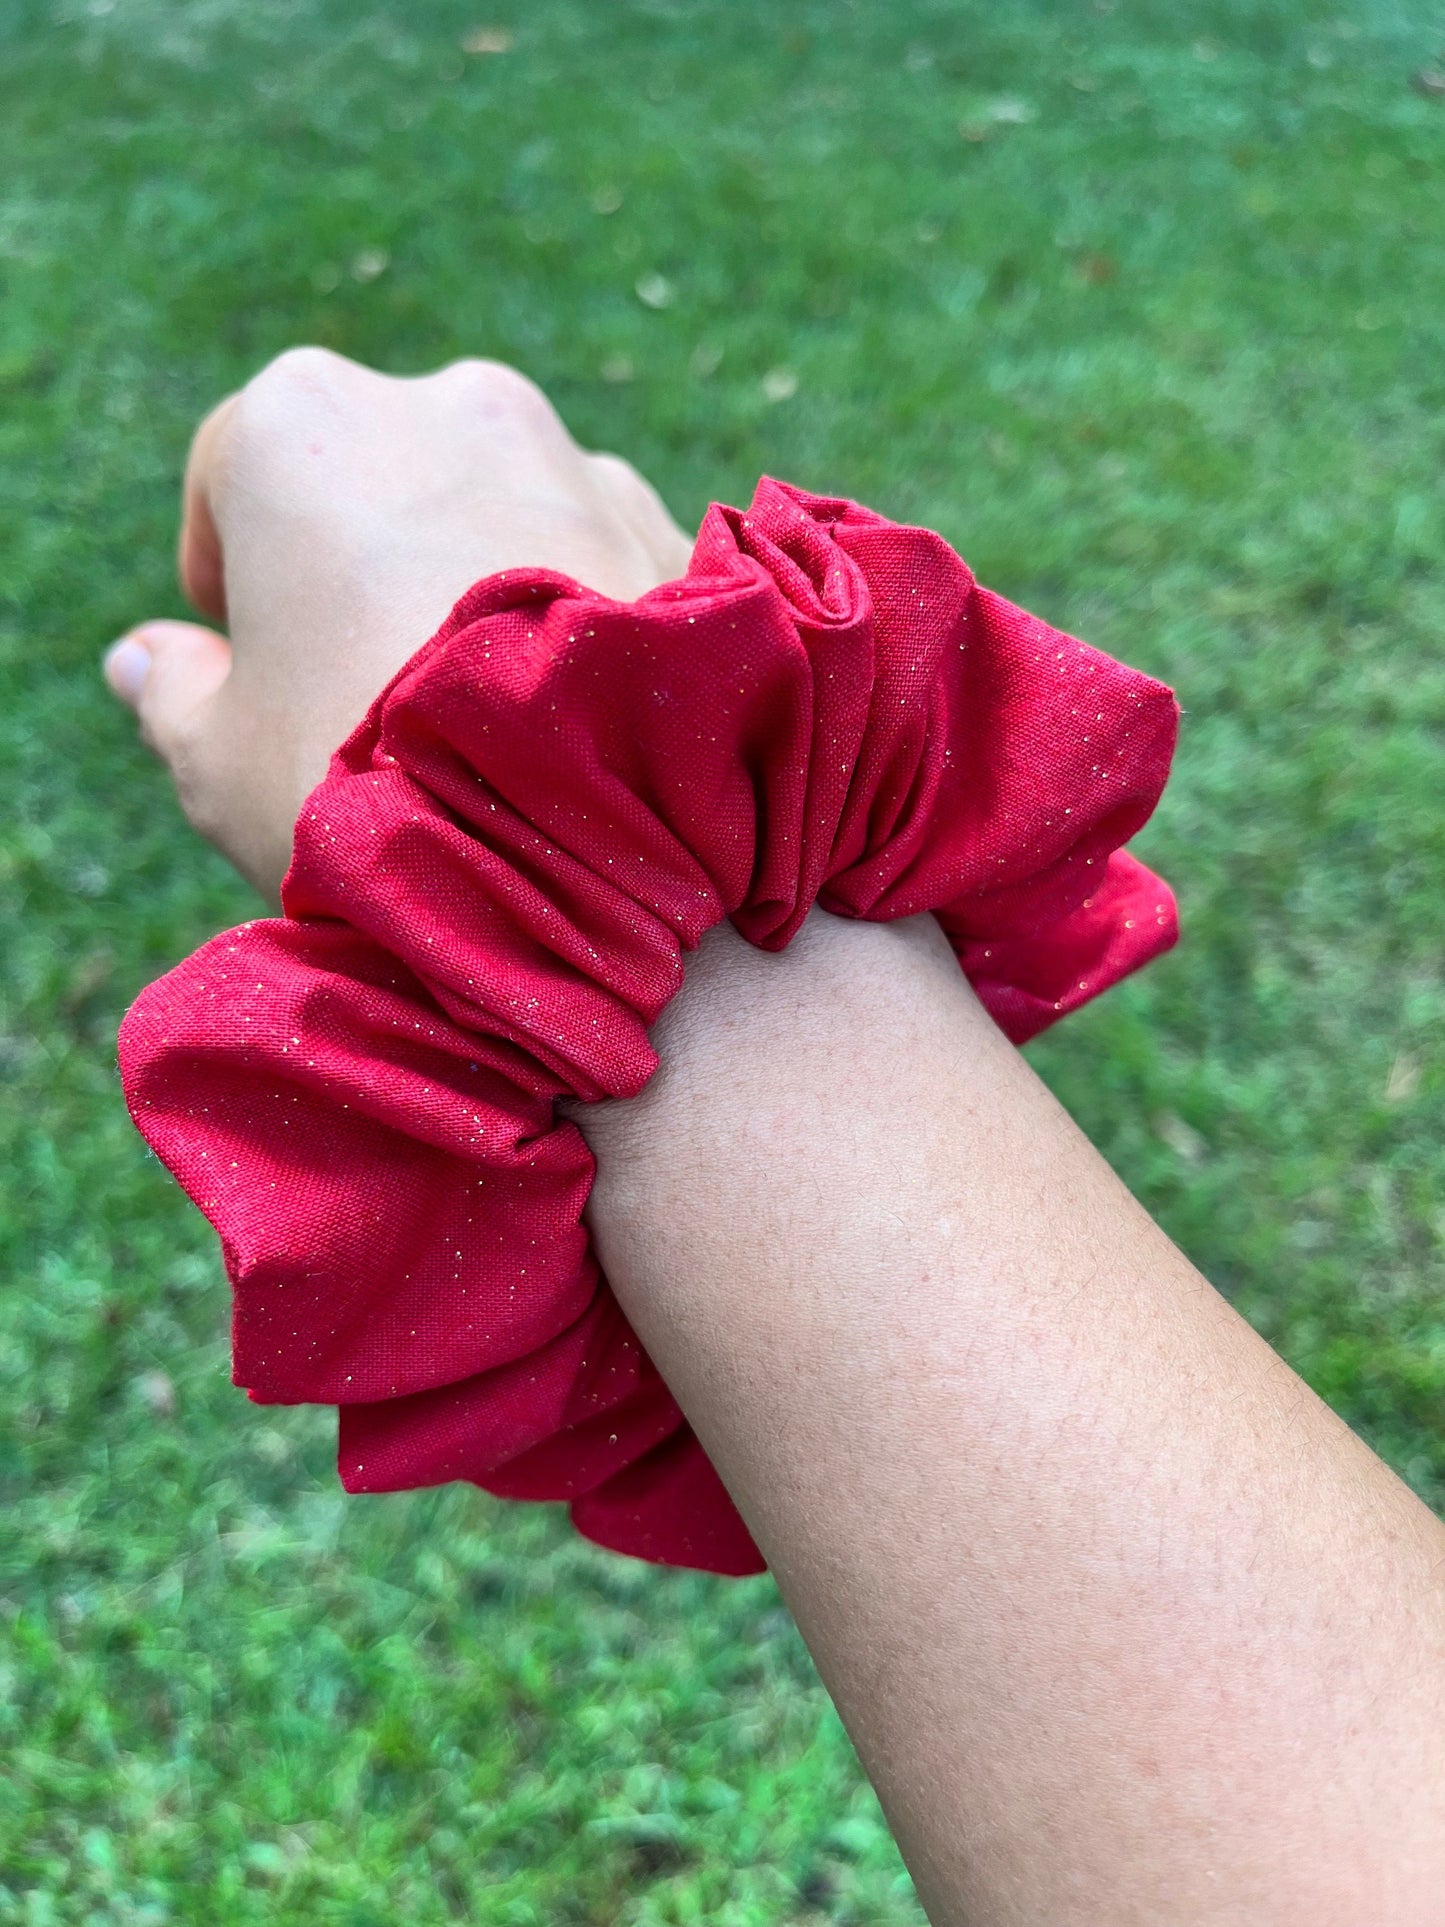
[104, 635, 152, 704]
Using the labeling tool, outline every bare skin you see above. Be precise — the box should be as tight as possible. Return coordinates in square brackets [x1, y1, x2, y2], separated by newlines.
[104, 347, 691, 898]
[106, 349, 1445, 1924]
[584, 912, 1445, 1923]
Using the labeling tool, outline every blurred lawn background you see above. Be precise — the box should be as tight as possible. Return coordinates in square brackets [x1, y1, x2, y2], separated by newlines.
[2, 0, 1443, 1920]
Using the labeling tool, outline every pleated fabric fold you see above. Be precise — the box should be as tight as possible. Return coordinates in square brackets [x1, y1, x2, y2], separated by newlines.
[120, 477, 1179, 1575]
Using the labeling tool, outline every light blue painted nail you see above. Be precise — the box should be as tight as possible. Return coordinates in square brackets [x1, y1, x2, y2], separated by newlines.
[104, 636, 152, 703]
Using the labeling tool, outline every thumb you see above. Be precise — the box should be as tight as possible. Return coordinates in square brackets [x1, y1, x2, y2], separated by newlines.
[104, 619, 232, 762]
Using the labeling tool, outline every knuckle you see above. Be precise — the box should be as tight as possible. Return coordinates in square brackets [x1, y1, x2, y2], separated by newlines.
[591, 449, 667, 518]
[234, 346, 356, 436]
[255, 343, 351, 391]
[591, 449, 644, 492]
[219, 347, 381, 500]
[452, 357, 558, 423]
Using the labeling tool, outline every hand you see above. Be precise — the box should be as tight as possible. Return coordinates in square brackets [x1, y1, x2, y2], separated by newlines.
[103, 347, 694, 901]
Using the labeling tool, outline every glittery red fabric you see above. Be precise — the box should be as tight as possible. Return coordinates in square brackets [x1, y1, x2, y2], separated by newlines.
[119, 478, 1179, 1575]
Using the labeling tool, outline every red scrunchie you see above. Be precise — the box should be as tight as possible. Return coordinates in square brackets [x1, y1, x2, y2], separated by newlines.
[119, 478, 1178, 1575]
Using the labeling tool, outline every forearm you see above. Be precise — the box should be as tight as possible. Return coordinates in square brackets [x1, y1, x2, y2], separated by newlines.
[576, 909, 1445, 1926]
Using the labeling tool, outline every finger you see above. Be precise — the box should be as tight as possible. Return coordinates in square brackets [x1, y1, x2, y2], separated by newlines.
[177, 394, 240, 623]
[103, 619, 232, 762]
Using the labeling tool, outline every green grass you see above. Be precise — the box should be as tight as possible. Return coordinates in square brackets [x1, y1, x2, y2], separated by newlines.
[2, 0, 1443, 1917]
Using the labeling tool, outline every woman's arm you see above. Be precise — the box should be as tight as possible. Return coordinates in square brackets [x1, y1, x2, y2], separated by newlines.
[579, 908, 1445, 1924]
[107, 349, 1445, 1924]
